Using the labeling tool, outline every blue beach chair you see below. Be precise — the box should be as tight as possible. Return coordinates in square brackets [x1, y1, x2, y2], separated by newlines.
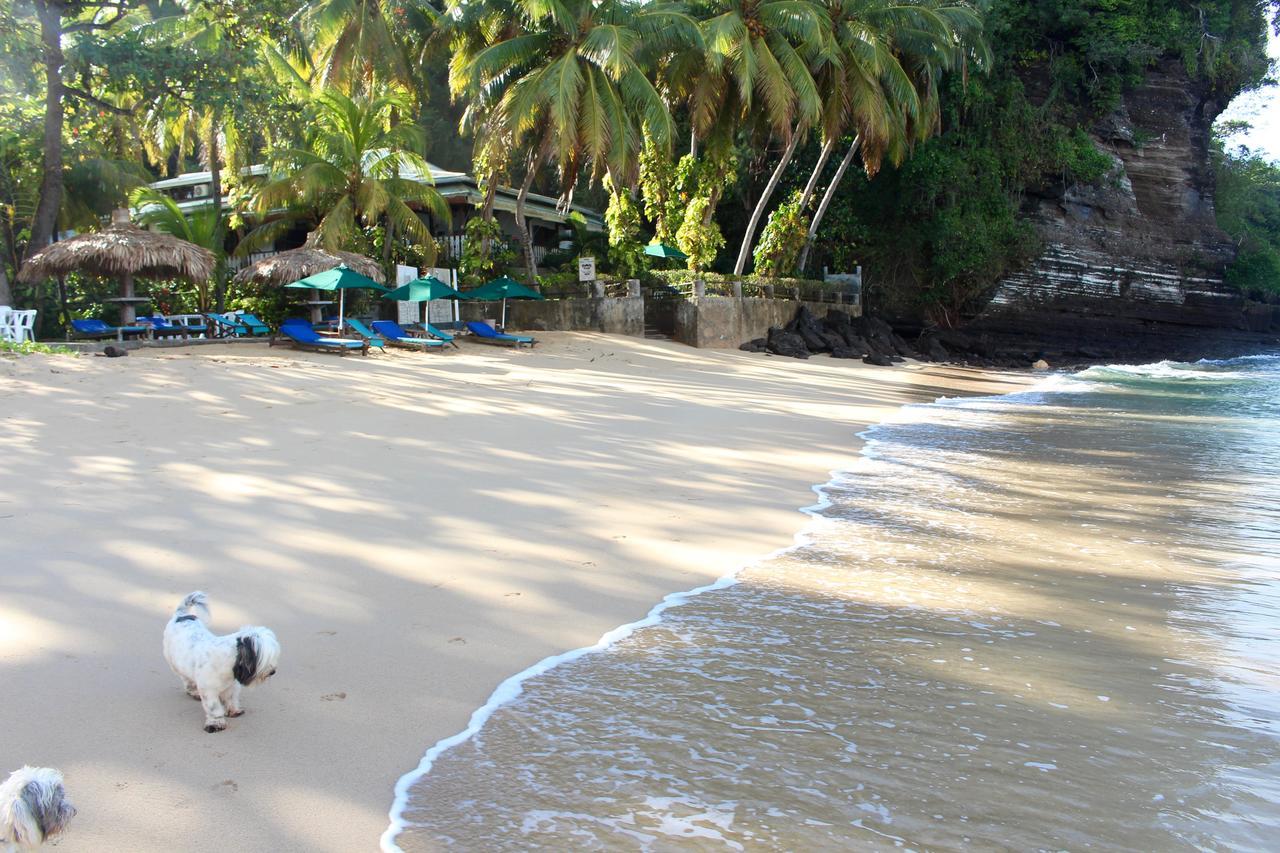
[465, 321, 537, 348]
[235, 313, 272, 337]
[205, 312, 250, 338]
[70, 318, 148, 340]
[423, 322, 460, 348]
[370, 320, 446, 351]
[342, 318, 387, 351]
[274, 318, 368, 356]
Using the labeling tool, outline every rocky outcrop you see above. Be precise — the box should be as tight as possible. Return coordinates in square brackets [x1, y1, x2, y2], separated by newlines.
[969, 59, 1279, 357]
[741, 307, 918, 364]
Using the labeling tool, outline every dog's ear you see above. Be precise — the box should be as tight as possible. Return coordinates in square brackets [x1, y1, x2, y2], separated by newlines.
[234, 635, 259, 685]
[17, 780, 48, 843]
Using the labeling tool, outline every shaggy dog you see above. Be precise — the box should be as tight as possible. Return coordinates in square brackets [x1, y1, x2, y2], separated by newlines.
[0, 767, 75, 851]
[162, 591, 281, 732]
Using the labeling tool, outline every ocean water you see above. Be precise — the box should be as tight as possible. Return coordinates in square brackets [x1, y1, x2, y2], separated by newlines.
[388, 355, 1280, 851]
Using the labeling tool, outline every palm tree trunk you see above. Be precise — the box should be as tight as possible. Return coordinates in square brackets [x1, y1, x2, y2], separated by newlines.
[733, 130, 802, 276]
[798, 137, 836, 210]
[0, 265, 13, 308]
[207, 122, 227, 312]
[796, 135, 860, 276]
[514, 143, 549, 285]
[28, 0, 66, 257]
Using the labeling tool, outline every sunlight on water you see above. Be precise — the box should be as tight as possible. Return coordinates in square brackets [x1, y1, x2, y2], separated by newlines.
[397, 355, 1280, 851]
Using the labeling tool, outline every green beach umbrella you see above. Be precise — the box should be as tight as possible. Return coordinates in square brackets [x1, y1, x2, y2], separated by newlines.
[382, 275, 463, 302]
[644, 242, 688, 261]
[285, 265, 389, 331]
[464, 275, 545, 327]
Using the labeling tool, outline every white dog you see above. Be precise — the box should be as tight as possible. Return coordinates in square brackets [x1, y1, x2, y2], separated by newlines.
[1, 767, 75, 851]
[162, 591, 281, 733]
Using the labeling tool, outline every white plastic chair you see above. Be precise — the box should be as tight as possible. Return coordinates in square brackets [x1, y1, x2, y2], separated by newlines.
[0, 306, 15, 343]
[12, 310, 36, 343]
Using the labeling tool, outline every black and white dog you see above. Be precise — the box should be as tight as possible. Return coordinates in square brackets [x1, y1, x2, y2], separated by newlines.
[162, 591, 281, 733]
[1, 767, 75, 851]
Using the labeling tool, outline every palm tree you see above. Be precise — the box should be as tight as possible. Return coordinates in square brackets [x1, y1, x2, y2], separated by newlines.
[665, 0, 834, 276]
[129, 187, 226, 310]
[795, 0, 989, 273]
[295, 0, 438, 93]
[450, 0, 694, 282]
[251, 90, 451, 274]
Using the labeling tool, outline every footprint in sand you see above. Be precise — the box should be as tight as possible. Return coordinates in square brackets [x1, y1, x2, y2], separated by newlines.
[321, 692, 347, 701]
[448, 637, 466, 645]
[213, 780, 237, 793]
[316, 630, 337, 636]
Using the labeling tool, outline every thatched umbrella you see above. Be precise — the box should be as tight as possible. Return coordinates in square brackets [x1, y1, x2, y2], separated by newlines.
[19, 208, 215, 325]
[232, 232, 384, 324]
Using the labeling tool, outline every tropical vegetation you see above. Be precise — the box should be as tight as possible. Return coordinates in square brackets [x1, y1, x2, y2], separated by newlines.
[0, 0, 1276, 338]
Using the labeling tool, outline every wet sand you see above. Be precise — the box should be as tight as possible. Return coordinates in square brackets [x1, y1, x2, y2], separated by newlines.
[398, 360, 1280, 850]
[0, 333, 1025, 851]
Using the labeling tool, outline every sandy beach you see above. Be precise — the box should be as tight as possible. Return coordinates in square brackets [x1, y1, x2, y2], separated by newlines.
[0, 333, 1028, 851]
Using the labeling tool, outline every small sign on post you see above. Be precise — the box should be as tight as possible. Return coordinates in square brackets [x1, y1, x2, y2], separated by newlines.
[578, 256, 596, 282]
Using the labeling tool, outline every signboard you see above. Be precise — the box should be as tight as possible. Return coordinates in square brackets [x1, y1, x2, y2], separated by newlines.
[578, 256, 596, 282]
[395, 264, 420, 324]
[427, 267, 458, 323]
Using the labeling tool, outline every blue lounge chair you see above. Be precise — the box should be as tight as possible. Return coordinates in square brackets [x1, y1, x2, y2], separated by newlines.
[423, 322, 460, 348]
[274, 319, 368, 355]
[466, 321, 537, 347]
[205, 312, 250, 338]
[153, 314, 208, 336]
[70, 318, 148, 340]
[137, 316, 198, 339]
[235, 313, 272, 337]
[371, 320, 446, 351]
[341, 318, 387, 350]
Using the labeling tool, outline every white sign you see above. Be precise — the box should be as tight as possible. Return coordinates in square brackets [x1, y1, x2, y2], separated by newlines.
[428, 267, 458, 323]
[395, 264, 420, 324]
[578, 256, 596, 282]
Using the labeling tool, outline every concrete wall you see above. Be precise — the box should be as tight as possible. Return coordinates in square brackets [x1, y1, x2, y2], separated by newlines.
[461, 296, 644, 337]
[673, 297, 862, 348]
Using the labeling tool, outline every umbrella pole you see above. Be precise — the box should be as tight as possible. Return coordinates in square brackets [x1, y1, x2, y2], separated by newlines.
[339, 290, 345, 332]
[501, 298, 507, 329]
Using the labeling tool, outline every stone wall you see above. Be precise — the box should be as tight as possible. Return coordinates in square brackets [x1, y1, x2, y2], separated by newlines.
[673, 297, 862, 348]
[460, 296, 644, 337]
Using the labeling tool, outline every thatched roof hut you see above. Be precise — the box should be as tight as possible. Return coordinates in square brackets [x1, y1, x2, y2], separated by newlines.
[232, 233, 384, 286]
[18, 209, 215, 324]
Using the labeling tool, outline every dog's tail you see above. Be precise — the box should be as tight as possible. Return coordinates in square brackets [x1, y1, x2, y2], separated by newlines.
[174, 591, 209, 621]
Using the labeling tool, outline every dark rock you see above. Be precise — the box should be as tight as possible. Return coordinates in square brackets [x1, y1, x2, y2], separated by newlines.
[739, 337, 768, 353]
[843, 334, 871, 354]
[934, 329, 975, 352]
[819, 331, 846, 351]
[862, 353, 894, 366]
[767, 327, 811, 359]
[829, 346, 859, 359]
[102, 346, 128, 358]
[923, 336, 950, 362]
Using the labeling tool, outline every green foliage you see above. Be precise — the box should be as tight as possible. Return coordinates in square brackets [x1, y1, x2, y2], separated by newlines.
[638, 136, 689, 246]
[0, 339, 79, 356]
[1214, 140, 1280, 297]
[604, 184, 647, 280]
[752, 191, 810, 279]
[676, 197, 725, 272]
[458, 216, 514, 285]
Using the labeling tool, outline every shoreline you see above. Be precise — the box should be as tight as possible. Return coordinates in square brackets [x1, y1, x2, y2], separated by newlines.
[1, 334, 1030, 851]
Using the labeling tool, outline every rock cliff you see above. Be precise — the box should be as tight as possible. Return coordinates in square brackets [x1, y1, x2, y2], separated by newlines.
[968, 59, 1278, 359]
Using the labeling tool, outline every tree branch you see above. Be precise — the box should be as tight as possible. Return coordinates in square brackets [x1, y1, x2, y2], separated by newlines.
[62, 4, 128, 33]
[63, 85, 137, 115]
